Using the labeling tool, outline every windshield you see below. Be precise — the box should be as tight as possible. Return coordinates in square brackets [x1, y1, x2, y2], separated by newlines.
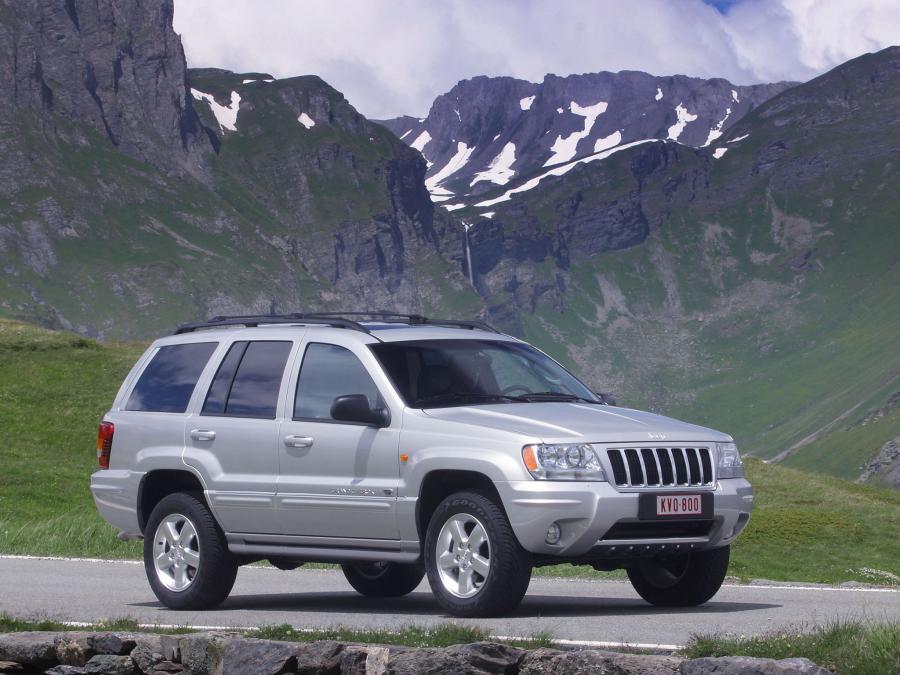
[370, 339, 600, 409]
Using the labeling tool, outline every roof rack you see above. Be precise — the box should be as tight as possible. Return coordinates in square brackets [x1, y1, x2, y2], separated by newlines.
[173, 312, 500, 335]
[173, 314, 370, 335]
[303, 312, 499, 333]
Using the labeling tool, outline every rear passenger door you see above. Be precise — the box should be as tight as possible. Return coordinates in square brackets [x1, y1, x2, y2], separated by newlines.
[183, 339, 297, 535]
[277, 340, 401, 540]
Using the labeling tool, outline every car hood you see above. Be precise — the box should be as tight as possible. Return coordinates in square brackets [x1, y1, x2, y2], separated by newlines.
[421, 402, 732, 445]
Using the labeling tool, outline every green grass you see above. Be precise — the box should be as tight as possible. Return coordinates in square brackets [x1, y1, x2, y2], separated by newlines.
[0, 320, 898, 586]
[684, 620, 900, 675]
[0, 614, 554, 650]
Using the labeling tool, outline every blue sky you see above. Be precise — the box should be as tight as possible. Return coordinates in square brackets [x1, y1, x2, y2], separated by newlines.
[703, 0, 741, 12]
[175, 0, 900, 119]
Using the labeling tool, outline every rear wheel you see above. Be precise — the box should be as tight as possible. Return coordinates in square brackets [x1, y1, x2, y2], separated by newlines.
[341, 562, 425, 597]
[627, 545, 730, 607]
[143, 492, 237, 610]
[424, 491, 531, 617]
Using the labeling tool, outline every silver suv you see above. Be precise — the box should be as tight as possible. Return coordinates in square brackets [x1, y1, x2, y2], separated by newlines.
[91, 312, 753, 617]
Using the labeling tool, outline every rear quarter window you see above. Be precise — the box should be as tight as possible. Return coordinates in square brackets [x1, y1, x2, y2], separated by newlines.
[125, 342, 218, 413]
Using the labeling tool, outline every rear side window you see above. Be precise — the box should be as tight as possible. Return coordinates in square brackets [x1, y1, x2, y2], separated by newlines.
[126, 342, 217, 413]
[203, 341, 292, 419]
[294, 343, 382, 420]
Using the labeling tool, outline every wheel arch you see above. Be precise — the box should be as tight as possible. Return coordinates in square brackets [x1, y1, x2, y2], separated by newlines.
[137, 468, 209, 533]
[415, 469, 507, 541]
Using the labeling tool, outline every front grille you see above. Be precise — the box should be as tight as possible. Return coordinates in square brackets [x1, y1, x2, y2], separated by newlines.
[606, 447, 714, 488]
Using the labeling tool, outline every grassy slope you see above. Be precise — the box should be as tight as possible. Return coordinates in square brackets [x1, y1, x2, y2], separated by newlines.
[1, 320, 897, 584]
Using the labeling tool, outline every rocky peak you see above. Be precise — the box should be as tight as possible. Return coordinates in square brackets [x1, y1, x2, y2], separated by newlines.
[377, 70, 796, 206]
[0, 0, 213, 176]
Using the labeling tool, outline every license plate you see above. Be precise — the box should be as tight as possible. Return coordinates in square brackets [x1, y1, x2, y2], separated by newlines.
[656, 494, 702, 516]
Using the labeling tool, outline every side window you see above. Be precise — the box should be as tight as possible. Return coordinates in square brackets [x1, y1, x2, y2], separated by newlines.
[295, 343, 382, 421]
[126, 342, 218, 413]
[202, 341, 292, 419]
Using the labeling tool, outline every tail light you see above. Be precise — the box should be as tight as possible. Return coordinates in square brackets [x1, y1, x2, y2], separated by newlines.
[97, 421, 115, 469]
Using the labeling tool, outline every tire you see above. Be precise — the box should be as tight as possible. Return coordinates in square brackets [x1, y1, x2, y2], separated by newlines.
[424, 491, 531, 617]
[143, 492, 238, 610]
[627, 545, 730, 607]
[341, 562, 425, 597]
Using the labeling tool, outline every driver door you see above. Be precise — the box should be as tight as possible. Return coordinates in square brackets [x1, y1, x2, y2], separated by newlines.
[276, 340, 400, 539]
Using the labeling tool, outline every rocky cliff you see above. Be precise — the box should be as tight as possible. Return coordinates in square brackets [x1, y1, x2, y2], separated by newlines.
[0, 0, 477, 338]
[377, 71, 794, 204]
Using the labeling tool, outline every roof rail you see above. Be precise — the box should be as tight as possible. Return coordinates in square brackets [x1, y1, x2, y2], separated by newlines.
[173, 314, 370, 335]
[302, 312, 499, 333]
[173, 312, 500, 335]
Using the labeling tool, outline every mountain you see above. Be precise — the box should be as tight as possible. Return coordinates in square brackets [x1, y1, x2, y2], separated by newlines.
[0, 0, 897, 488]
[436, 47, 900, 487]
[376, 72, 794, 205]
[0, 0, 476, 337]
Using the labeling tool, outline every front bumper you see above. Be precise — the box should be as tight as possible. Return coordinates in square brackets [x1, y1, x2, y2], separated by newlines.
[90, 469, 144, 536]
[495, 478, 753, 557]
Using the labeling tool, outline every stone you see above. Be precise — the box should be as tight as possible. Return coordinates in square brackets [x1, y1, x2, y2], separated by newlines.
[88, 634, 136, 657]
[210, 639, 298, 675]
[128, 645, 164, 674]
[386, 642, 523, 675]
[520, 648, 682, 674]
[83, 654, 138, 675]
[44, 666, 86, 675]
[56, 634, 95, 666]
[0, 632, 59, 669]
[150, 662, 183, 673]
[292, 640, 343, 675]
[0, 661, 23, 673]
[680, 656, 831, 675]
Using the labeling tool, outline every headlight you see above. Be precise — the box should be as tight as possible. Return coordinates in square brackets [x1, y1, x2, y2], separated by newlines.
[716, 442, 744, 479]
[522, 443, 607, 481]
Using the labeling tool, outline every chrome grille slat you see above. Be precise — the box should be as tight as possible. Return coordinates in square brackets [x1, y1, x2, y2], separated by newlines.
[606, 446, 714, 489]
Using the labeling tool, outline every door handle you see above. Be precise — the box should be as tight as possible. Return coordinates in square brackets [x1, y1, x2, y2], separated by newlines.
[190, 429, 216, 442]
[284, 435, 314, 448]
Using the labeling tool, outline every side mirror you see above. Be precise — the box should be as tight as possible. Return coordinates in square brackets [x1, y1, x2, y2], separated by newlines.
[331, 394, 389, 427]
[595, 392, 617, 406]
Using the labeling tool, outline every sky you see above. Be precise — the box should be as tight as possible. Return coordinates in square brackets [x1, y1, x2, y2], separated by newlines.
[174, 0, 900, 120]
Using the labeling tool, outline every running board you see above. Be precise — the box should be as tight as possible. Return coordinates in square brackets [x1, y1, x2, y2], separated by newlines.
[226, 533, 421, 564]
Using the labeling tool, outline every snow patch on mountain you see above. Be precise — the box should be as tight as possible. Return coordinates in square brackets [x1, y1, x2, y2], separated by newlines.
[400, 129, 412, 140]
[297, 112, 315, 129]
[477, 139, 657, 208]
[713, 147, 728, 158]
[729, 133, 750, 143]
[191, 89, 240, 132]
[594, 130, 622, 153]
[426, 142, 474, 192]
[655, 87, 664, 101]
[667, 103, 698, 141]
[471, 142, 517, 186]
[703, 107, 731, 146]
[520, 95, 536, 111]
[410, 130, 432, 152]
[545, 100, 608, 166]
[732, 89, 740, 103]
[481, 211, 495, 219]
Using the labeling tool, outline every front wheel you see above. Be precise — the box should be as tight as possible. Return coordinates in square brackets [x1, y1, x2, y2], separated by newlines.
[341, 562, 425, 597]
[143, 492, 238, 610]
[424, 491, 531, 617]
[627, 545, 730, 607]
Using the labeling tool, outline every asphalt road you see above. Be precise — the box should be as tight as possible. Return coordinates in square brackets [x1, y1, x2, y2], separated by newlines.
[2, 556, 898, 648]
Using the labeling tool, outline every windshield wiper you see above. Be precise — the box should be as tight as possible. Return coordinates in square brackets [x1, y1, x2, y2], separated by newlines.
[415, 391, 527, 406]
[518, 391, 601, 404]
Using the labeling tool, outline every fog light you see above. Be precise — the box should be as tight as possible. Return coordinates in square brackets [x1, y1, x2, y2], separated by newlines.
[545, 522, 562, 545]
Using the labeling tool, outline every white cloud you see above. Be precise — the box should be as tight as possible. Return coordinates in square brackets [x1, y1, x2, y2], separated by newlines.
[173, 0, 900, 119]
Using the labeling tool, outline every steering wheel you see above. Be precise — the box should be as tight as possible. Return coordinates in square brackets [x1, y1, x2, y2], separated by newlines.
[501, 384, 532, 396]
